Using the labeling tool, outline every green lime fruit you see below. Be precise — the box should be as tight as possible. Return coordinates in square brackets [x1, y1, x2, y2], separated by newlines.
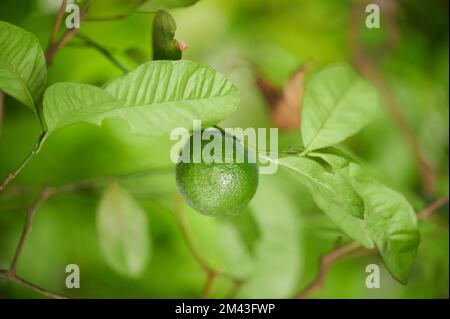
[176, 128, 258, 217]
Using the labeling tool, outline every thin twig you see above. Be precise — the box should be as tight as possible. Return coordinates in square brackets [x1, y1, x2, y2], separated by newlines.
[1, 2, 88, 194]
[0, 166, 172, 298]
[49, 0, 68, 45]
[0, 132, 47, 195]
[296, 241, 361, 299]
[45, 4, 88, 65]
[201, 271, 220, 299]
[174, 196, 243, 298]
[74, 33, 130, 73]
[174, 197, 214, 273]
[9, 187, 54, 274]
[296, 197, 449, 298]
[348, 2, 436, 196]
[0, 269, 68, 299]
[226, 279, 243, 299]
[84, 12, 133, 22]
[417, 197, 448, 220]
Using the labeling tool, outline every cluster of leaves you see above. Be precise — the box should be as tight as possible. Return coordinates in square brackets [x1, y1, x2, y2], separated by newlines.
[0, 0, 420, 287]
[0, 4, 239, 279]
[271, 65, 420, 284]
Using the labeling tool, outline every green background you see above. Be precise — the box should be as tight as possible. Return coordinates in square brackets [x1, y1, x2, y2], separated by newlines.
[0, 0, 448, 298]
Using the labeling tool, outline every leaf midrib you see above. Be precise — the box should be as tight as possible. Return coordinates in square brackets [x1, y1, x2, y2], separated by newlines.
[304, 77, 358, 151]
[48, 92, 239, 130]
[0, 59, 36, 110]
[278, 158, 336, 194]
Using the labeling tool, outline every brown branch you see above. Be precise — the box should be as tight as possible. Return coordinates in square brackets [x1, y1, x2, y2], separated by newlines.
[417, 197, 448, 219]
[174, 196, 215, 274]
[296, 197, 448, 298]
[0, 187, 68, 299]
[0, 269, 68, 299]
[0, 132, 47, 195]
[49, 0, 68, 44]
[1, 2, 87, 194]
[348, 2, 436, 196]
[9, 187, 54, 274]
[45, 3, 88, 65]
[226, 279, 244, 299]
[296, 241, 361, 299]
[201, 271, 220, 299]
[174, 196, 242, 298]
[0, 166, 172, 298]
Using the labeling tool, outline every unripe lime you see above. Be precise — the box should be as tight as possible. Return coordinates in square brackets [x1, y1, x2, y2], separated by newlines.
[176, 128, 258, 217]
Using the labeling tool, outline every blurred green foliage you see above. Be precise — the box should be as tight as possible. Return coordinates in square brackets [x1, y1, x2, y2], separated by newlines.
[0, 0, 448, 298]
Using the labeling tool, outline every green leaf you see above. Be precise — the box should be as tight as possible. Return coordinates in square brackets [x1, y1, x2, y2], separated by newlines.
[0, 21, 46, 111]
[85, 0, 145, 20]
[215, 220, 255, 279]
[237, 174, 301, 298]
[138, 0, 200, 12]
[97, 183, 151, 278]
[309, 148, 420, 283]
[43, 60, 240, 135]
[153, 10, 185, 60]
[43, 82, 120, 133]
[278, 155, 373, 247]
[301, 64, 379, 151]
[279, 154, 365, 219]
[344, 162, 420, 284]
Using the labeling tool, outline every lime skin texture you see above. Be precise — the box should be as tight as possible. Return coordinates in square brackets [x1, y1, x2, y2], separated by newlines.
[176, 129, 259, 217]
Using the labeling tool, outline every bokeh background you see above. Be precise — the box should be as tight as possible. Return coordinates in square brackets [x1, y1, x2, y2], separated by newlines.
[0, 0, 448, 298]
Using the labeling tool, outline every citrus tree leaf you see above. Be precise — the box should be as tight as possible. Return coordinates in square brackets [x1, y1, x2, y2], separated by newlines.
[43, 60, 240, 135]
[236, 174, 301, 298]
[215, 220, 255, 279]
[310, 148, 420, 283]
[277, 155, 372, 247]
[279, 155, 365, 219]
[43, 82, 120, 133]
[0, 21, 46, 111]
[97, 183, 151, 278]
[301, 64, 379, 151]
[103, 60, 239, 134]
[85, 0, 145, 20]
[138, 0, 200, 12]
[344, 162, 420, 284]
[153, 10, 185, 60]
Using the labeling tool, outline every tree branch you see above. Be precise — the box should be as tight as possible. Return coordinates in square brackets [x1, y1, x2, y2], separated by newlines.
[417, 197, 448, 219]
[1, 2, 88, 195]
[74, 33, 130, 73]
[0, 166, 172, 298]
[348, 1, 436, 196]
[0, 132, 47, 195]
[48, 0, 67, 45]
[201, 271, 220, 299]
[296, 197, 448, 298]
[45, 3, 88, 65]
[0, 269, 68, 299]
[8, 187, 54, 274]
[174, 196, 242, 298]
[296, 241, 361, 299]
